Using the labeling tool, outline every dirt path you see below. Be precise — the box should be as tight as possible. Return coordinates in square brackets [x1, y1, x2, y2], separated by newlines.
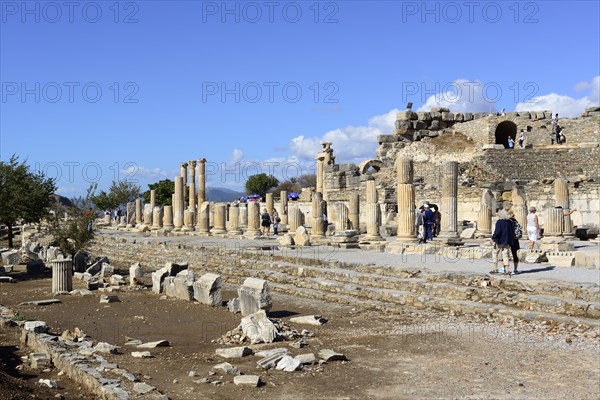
[1, 271, 599, 399]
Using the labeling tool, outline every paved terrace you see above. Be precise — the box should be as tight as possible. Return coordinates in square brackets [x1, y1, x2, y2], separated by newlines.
[98, 230, 600, 286]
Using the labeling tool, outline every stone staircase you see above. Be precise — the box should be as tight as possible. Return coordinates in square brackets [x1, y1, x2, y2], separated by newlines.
[90, 236, 600, 329]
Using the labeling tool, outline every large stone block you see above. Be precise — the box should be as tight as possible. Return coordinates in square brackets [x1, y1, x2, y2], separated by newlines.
[238, 277, 272, 316]
[193, 273, 222, 306]
[240, 310, 278, 344]
[173, 270, 195, 301]
[163, 276, 177, 298]
[86, 256, 108, 276]
[2, 250, 20, 265]
[151, 266, 169, 294]
[129, 262, 144, 286]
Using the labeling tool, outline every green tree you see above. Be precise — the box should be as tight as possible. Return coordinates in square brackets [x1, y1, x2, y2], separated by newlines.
[90, 180, 140, 211]
[142, 179, 174, 206]
[0, 155, 56, 247]
[244, 173, 279, 198]
[49, 184, 96, 257]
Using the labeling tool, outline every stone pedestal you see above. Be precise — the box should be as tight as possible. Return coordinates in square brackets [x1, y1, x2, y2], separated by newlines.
[438, 162, 463, 246]
[163, 205, 174, 230]
[196, 202, 210, 235]
[244, 202, 261, 239]
[280, 191, 289, 224]
[51, 259, 73, 294]
[387, 156, 417, 253]
[476, 189, 493, 238]
[228, 205, 243, 236]
[349, 193, 360, 231]
[211, 203, 228, 235]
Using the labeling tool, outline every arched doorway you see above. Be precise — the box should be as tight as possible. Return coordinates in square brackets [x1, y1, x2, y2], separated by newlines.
[495, 121, 517, 148]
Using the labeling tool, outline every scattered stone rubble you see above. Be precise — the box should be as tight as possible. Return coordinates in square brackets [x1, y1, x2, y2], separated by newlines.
[0, 304, 168, 400]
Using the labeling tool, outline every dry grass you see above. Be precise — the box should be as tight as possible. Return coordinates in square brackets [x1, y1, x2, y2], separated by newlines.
[429, 132, 476, 153]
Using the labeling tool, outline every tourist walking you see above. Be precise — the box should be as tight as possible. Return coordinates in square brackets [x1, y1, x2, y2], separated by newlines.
[507, 209, 522, 274]
[423, 204, 435, 242]
[518, 129, 525, 148]
[261, 208, 271, 236]
[272, 208, 280, 235]
[490, 209, 515, 275]
[526, 206, 540, 251]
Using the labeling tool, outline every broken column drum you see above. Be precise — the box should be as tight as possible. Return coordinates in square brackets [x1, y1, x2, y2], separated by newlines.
[51, 259, 73, 294]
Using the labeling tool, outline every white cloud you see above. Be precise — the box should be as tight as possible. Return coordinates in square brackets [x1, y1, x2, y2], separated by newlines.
[417, 79, 497, 113]
[289, 109, 399, 164]
[229, 148, 244, 164]
[121, 165, 168, 181]
[515, 76, 600, 118]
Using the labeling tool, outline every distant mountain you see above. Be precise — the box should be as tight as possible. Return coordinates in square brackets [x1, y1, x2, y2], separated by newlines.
[51, 194, 74, 208]
[206, 187, 245, 202]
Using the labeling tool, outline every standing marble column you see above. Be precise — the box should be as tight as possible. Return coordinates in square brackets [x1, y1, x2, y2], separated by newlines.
[349, 193, 360, 231]
[163, 205, 174, 230]
[438, 161, 463, 245]
[211, 203, 228, 235]
[228, 204, 242, 236]
[51, 259, 73, 294]
[334, 202, 349, 232]
[363, 177, 383, 241]
[143, 204, 153, 226]
[135, 199, 142, 226]
[152, 207, 162, 230]
[266, 193, 274, 218]
[289, 205, 303, 232]
[395, 157, 415, 241]
[238, 203, 248, 229]
[511, 185, 528, 232]
[475, 189, 493, 238]
[188, 160, 197, 212]
[555, 178, 573, 237]
[126, 202, 135, 226]
[280, 191, 289, 224]
[196, 202, 210, 235]
[544, 207, 564, 236]
[311, 192, 326, 238]
[197, 158, 207, 204]
[173, 176, 184, 231]
[180, 162, 188, 186]
[316, 158, 324, 194]
[244, 201, 261, 239]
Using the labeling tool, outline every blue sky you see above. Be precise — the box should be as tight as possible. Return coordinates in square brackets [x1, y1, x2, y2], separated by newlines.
[1, 0, 599, 197]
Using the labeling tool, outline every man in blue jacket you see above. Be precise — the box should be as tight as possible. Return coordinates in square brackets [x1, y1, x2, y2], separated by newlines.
[422, 204, 435, 242]
[491, 209, 516, 275]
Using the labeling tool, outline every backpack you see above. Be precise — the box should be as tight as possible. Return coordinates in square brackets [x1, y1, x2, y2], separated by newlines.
[513, 220, 522, 239]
